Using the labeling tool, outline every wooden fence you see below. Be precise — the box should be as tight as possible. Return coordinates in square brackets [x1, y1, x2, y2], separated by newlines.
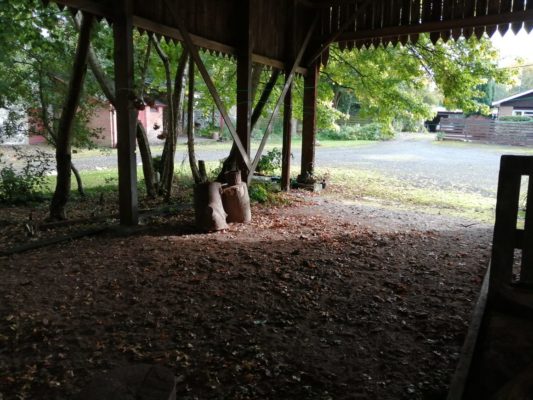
[439, 119, 533, 147]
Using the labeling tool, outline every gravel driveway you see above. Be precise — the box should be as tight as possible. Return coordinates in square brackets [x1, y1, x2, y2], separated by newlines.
[312, 133, 520, 197]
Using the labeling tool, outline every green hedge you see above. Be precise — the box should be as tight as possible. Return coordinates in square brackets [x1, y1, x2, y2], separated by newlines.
[318, 123, 394, 141]
[498, 116, 533, 122]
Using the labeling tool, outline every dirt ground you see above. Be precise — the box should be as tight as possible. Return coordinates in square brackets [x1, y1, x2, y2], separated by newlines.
[0, 193, 492, 399]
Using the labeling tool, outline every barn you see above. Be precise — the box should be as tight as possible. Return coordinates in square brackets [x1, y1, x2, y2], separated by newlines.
[10, 1, 533, 398]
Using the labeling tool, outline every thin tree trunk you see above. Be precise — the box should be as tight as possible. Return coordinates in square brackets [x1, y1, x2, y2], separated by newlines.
[136, 123, 157, 196]
[75, 15, 157, 198]
[136, 41, 157, 197]
[157, 47, 188, 197]
[50, 13, 94, 220]
[71, 162, 85, 197]
[151, 36, 175, 198]
[187, 61, 202, 184]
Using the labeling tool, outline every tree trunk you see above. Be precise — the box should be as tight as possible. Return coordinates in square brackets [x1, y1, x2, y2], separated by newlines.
[136, 123, 157, 197]
[50, 13, 94, 220]
[71, 162, 85, 197]
[154, 39, 188, 198]
[187, 61, 202, 184]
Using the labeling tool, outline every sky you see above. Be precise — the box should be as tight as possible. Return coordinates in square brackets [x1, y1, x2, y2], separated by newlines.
[490, 28, 533, 65]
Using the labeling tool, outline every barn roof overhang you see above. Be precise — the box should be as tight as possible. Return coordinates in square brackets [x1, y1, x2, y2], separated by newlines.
[45, 0, 533, 72]
[492, 89, 533, 106]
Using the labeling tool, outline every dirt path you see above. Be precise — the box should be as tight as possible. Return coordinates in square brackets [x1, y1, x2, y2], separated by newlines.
[0, 195, 492, 400]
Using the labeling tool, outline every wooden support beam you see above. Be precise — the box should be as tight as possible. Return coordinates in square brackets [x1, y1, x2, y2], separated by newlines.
[281, 0, 296, 192]
[161, 0, 251, 170]
[336, 9, 533, 42]
[299, 61, 319, 181]
[236, 0, 253, 180]
[113, 0, 138, 225]
[251, 69, 281, 128]
[248, 15, 319, 184]
[281, 76, 293, 191]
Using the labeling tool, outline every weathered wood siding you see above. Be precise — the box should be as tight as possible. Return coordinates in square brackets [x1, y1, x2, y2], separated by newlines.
[48, 0, 533, 69]
[440, 119, 533, 146]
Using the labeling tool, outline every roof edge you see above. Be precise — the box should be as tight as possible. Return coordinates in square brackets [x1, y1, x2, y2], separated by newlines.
[492, 89, 533, 106]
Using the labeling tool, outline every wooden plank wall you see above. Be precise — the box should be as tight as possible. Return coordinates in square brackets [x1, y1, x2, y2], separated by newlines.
[440, 119, 533, 146]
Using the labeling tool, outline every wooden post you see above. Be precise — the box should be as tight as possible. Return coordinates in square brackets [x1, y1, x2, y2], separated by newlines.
[113, 0, 138, 225]
[236, 0, 253, 182]
[281, 76, 293, 191]
[520, 167, 533, 283]
[300, 61, 319, 181]
[489, 156, 525, 298]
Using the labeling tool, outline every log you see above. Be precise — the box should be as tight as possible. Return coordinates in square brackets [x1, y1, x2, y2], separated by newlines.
[221, 172, 251, 224]
[193, 182, 228, 231]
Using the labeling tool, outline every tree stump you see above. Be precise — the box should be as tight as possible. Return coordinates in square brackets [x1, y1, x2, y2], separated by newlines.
[75, 364, 176, 400]
[221, 171, 251, 224]
[194, 182, 228, 231]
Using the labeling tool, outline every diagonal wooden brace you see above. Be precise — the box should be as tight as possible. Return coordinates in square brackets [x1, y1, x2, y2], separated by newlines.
[162, 0, 251, 170]
[248, 14, 319, 183]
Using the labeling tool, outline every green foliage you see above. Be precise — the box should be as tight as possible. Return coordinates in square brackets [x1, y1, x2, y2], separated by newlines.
[256, 147, 282, 175]
[248, 182, 269, 203]
[248, 181, 288, 205]
[322, 34, 512, 128]
[499, 115, 533, 122]
[494, 62, 533, 101]
[0, 148, 53, 203]
[319, 123, 394, 141]
[393, 117, 427, 133]
[0, 1, 104, 149]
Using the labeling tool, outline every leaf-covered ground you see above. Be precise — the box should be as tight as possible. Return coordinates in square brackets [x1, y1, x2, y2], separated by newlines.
[0, 194, 492, 399]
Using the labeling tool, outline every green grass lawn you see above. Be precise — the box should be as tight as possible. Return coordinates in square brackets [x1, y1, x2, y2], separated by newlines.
[56, 163, 497, 224]
[317, 167, 497, 223]
[71, 136, 377, 159]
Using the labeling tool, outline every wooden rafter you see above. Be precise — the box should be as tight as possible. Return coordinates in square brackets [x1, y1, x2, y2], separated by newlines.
[51, 0, 307, 75]
[307, 0, 373, 66]
[336, 9, 533, 42]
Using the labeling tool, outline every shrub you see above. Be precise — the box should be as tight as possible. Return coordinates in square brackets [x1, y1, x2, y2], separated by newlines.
[318, 123, 394, 141]
[256, 147, 282, 175]
[499, 116, 533, 122]
[249, 182, 269, 203]
[0, 148, 53, 203]
[248, 181, 289, 205]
